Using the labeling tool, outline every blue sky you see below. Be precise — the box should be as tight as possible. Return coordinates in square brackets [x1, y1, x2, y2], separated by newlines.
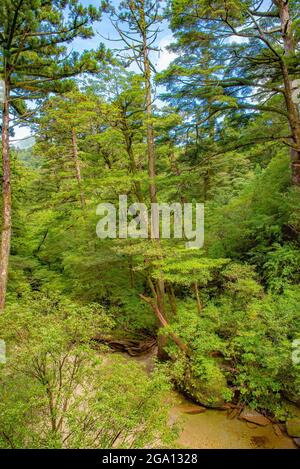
[76, 0, 175, 73]
[13, 0, 175, 146]
[77, 0, 171, 51]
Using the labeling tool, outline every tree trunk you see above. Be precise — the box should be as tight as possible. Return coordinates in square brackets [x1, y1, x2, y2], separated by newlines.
[0, 79, 11, 311]
[167, 284, 177, 316]
[194, 281, 202, 314]
[142, 27, 167, 358]
[143, 35, 157, 206]
[71, 128, 86, 210]
[155, 278, 168, 359]
[140, 294, 190, 356]
[123, 129, 143, 203]
[281, 65, 300, 185]
[275, 0, 300, 185]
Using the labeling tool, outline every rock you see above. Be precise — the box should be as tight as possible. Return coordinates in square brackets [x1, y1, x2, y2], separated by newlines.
[293, 437, 300, 448]
[283, 401, 300, 419]
[282, 390, 300, 407]
[286, 418, 300, 437]
[227, 408, 240, 420]
[181, 364, 228, 409]
[239, 408, 270, 426]
[178, 404, 206, 415]
[273, 424, 283, 438]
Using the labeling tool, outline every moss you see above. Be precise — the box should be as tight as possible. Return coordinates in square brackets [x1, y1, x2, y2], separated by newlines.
[180, 363, 229, 409]
[286, 419, 300, 437]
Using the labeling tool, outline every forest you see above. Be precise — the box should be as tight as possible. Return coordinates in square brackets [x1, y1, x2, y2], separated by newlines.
[1, 0, 300, 451]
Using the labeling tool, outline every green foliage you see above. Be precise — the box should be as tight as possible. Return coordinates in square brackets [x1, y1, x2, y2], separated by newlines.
[7, 68, 300, 422]
[161, 267, 300, 415]
[263, 244, 300, 292]
[153, 249, 229, 286]
[2, 0, 300, 447]
[0, 0, 110, 112]
[0, 294, 176, 448]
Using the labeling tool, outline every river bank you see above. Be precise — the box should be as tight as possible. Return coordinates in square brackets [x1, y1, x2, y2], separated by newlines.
[128, 347, 297, 449]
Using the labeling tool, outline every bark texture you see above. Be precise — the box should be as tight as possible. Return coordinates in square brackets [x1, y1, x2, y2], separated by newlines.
[0, 80, 11, 311]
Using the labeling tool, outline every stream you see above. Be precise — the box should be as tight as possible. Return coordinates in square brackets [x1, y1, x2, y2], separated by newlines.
[130, 349, 297, 449]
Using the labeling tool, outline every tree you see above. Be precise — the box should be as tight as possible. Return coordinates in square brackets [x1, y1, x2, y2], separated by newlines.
[87, 69, 147, 202]
[111, 1, 173, 357]
[35, 91, 100, 211]
[161, 0, 300, 184]
[0, 293, 176, 448]
[152, 249, 229, 314]
[0, 0, 108, 310]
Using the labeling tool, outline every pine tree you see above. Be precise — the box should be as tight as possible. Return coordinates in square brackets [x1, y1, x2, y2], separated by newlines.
[111, 1, 172, 356]
[162, 0, 300, 184]
[0, 0, 109, 309]
[36, 90, 100, 211]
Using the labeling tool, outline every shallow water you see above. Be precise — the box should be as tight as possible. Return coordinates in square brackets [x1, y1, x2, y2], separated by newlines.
[171, 393, 296, 449]
[132, 350, 296, 449]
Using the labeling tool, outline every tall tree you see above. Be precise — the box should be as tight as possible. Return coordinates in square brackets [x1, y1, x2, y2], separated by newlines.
[112, 1, 161, 204]
[36, 91, 100, 211]
[111, 1, 184, 357]
[162, 0, 300, 184]
[87, 69, 147, 202]
[0, 0, 108, 310]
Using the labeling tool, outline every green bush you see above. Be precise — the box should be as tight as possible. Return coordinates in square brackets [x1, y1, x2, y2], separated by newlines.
[0, 294, 176, 448]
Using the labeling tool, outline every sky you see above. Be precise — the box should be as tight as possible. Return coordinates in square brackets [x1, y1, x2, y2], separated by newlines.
[13, 0, 175, 147]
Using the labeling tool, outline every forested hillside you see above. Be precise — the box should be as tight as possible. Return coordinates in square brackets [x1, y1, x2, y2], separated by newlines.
[1, 0, 300, 450]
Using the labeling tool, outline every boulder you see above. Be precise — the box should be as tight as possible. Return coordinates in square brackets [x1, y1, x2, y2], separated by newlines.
[293, 438, 300, 448]
[239, 408, 270, 426]
[178, 404, 206, 414]
[282, 390, 300, 407]
[181, 365, 228, 409]
[286, 418, 300, 437]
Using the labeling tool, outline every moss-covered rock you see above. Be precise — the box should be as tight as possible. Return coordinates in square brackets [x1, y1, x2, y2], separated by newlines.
[180, 364, 229, 408]
[286, 419, 300, 437]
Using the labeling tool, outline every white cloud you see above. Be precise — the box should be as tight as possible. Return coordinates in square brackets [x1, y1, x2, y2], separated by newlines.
[227, 34, 249, 44]
[156, 35, 177, 72]
[11, 125, 34, 148]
